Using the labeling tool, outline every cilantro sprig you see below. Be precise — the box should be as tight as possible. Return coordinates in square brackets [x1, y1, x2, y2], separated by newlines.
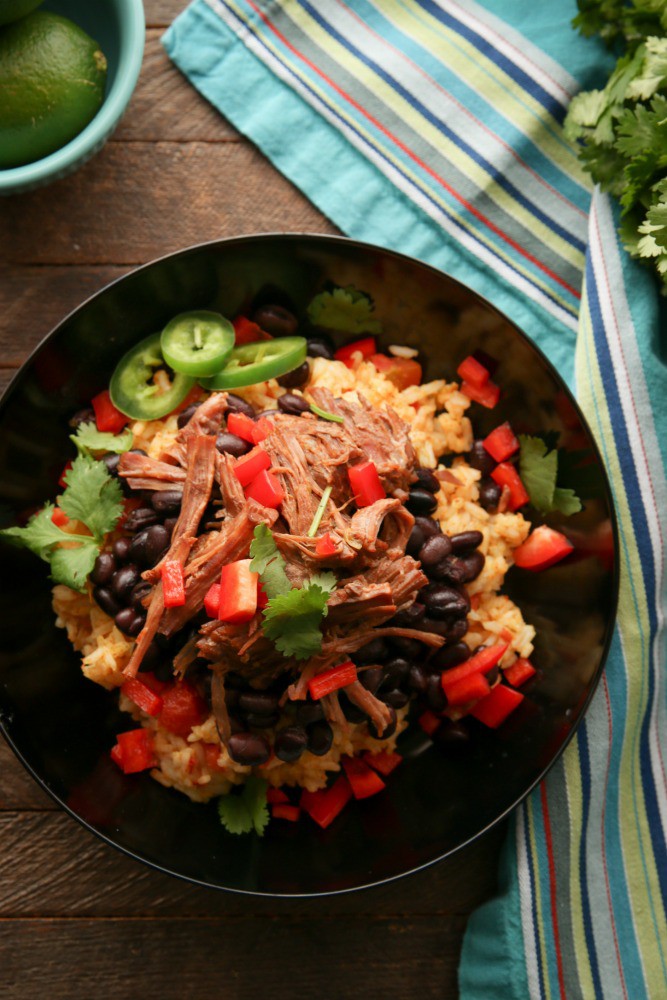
[518, 436, 583, 516]
[564, 5, 667, 291]
[249, 524, 336, 659]
[0, 454, 124, 592]
[71, 422, 133, 456]
[217, 776, 269, 836]
[307, 284, 381, 334]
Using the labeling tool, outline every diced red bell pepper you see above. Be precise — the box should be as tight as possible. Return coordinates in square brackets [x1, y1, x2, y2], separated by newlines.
[233, 446, 271, 487]
[115, 728, 157, 774]
[204, 582, 221, 618]
[460, 379, 501, 409]
[483, 422, 519, 463]
[267, 787, 290, 805]
[257, 582, 269, 610]
[91, 390, 130, 434]
[418, 710, 441, 737]
[315, 532, 337, 559]
[203, 743, 224, 771]
[272, 804, 301, 822]
[252, 417, 274, 444]
[51, 507, 69, 528]
[227, 411, 256, 443]
[362, 750, 402, 776]
[342, 756, 386, 799]
[369, 353, 422, 390]
[161, 560, 186, 608]
[245, 469, 285, 508]
[233, 315, 271, 344]
[308, 660, 357, 700]
[58, 460, 73, 489]
[121, 677, 164, 717]
[334, 337, 377, 368]
[513, 525, 573, 571]
[218, 559, 259, 624]
[440, 644, 508, 694]
[491, 462, 529, 511]
[444, 671, 491, 707]
[159, 681, 208, 738]
[457, 354, 490, 389]
[139, 672, 169, 696]
[470, 684, 524, 728]
[301, 775, 353, 829]
[504, 657, 537, 688]
[110, 743, 124, 769]
[472, 349, 499, 376]
[348, 460, 385, 507]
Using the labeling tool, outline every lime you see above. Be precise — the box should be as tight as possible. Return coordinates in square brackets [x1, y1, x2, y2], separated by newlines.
[0, 0, 43, 27]
[0, 11, 107, 169]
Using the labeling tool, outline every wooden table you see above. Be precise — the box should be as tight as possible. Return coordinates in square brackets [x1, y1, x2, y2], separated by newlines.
[0, 3, 505, 995]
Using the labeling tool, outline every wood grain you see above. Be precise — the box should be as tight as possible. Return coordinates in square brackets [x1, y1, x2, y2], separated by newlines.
[0, 741, 53, 811]
[146, 0, 190, 27]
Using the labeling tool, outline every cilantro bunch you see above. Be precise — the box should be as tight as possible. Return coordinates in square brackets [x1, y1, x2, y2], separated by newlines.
[306, 284, 381, 334]
[564, 1, 667, 290]
[217, 776, 269, 836]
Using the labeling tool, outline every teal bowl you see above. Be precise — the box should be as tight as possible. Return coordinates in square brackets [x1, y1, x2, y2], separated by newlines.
[0, 0, 145, 195]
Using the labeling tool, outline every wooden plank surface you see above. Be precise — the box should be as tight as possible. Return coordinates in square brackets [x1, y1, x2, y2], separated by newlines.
[0, 2, 505, 996]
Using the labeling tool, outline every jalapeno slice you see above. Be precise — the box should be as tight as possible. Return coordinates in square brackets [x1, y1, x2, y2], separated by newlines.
[110, 333, 195, 420]
[160, 311, 235, 377]
[200, 337, 307, 390]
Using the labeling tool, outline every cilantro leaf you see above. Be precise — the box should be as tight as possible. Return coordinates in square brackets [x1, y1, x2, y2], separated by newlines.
[262, 578, 336, 659]
[249, 522, 291, 600]
[217, 777, 269, 836]
[71, 422, 133, 456]
[59, 454, 124, 541]
[307, 284, 381, 334]
[50, 538, 100, 591]
[0, 504, 101, 592]
[625, 36, 667, 100]
[0, 504, 72, 561]
[518, 435, 583, 516]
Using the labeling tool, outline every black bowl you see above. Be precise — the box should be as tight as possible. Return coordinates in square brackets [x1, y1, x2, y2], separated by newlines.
[0, 234, 617, 896]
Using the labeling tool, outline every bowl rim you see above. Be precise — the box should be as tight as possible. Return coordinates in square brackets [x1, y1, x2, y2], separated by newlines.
[0, 231, 620, 897]
[0, 0, 145, 192]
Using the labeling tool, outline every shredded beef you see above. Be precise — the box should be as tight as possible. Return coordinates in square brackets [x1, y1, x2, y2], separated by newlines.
[117, 452, 186, 492]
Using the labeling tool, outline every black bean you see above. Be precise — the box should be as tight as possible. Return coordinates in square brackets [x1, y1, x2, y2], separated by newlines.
[360, 667, 384, 694]
[90, 552, 116, 586]
[238, 691, 280, 716]
[225, 394, 255, 419]
[69, 406, 95, 428]
[420, 617, 456, 638]
[450, 530, 484, 553]
[252, 303, 298, 338]
[380, 688, 409, 709]
[447, 619, 469, 642]
[151, 490, 183, 515]
[422, 583, 470, 619]
[478, 477, 502, 511]
[129, 524, 170, 567]
[430, 556, 471, 585]
[307, 720, 334, 756]
[467, 440, 496, 476]
[457, 550, 485, 583]
[277, 392, 310, 415]
[216, 432, 251, 458]
[225, 688, 240, 711]
[112, 537, 131, 563]
[390, 637, 423, 658]
[415, 467, 440, 494]
[355, 637, 388, 665]
[227, 715, 246, 736]
[383, 657, 411, 685]
[277, 361, 310, 390]
[409, 665, 429, 693]
[164, 517, 178, 536]
[368, 707, 397, 740]
[115, 607, 138, 635]
[388, 603, 425, 629]
[101, 452, 120, 477]
[130, 581, 152, 611]
[227, 733, 270, 766]
[415, 516, 441, 540]
[93, 586, 121, 617]
[431, 641, 471, 672]
[111, 564, 141, 602]
[340, 694, 367, 723]
[275, 726, 308, 762]
[406, 487, 438, 516]
[124, 507, 159, 533]
[296, 700, 324, 727]
[435, 719, 470, 748]
[129, 614, 146, 637]
[406, 523, 425, 557]
[486, 666, 500, 686]
[306, 336, 335, 360]
[246, 713, 280, 729]
[225, 672, 246, 690]
[419, 534, 453, 568]
[176, 403, 200, 429]
[426, 674, 446, 712]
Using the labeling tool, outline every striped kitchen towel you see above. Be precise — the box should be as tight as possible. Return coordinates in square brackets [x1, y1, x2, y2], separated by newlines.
[163, 2, 667, 996]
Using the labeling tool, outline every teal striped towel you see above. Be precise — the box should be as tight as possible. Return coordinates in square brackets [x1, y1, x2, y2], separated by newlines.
[163, 2, 667, 995]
